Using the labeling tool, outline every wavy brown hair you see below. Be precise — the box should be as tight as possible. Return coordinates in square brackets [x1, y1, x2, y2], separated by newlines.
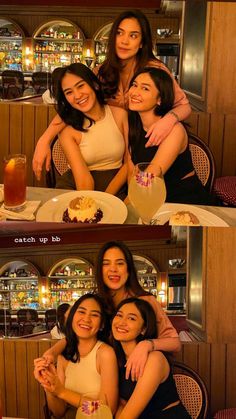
[98, 10, 158, 99]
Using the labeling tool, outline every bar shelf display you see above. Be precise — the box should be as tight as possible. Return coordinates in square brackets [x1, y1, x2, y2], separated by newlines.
[48, 257, 95, 307]
[0, 19, 24, 71]
[133, 254, 159, 297]
[0, 259, 41, 310]
[33, 20, 85, 71]
[93, 22, 112, 66]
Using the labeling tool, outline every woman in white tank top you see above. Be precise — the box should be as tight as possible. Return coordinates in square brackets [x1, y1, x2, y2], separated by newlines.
[34, 294, 118, 418]
[53, 63, 128, 199]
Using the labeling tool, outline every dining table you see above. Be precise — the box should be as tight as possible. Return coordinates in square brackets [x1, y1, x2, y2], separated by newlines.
[0, 185, 236, 226]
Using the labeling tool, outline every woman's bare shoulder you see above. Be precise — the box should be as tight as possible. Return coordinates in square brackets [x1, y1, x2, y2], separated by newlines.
[109, 105, 127, 118]
[98, 342, 116, 358]
[60, 125, 82, 141]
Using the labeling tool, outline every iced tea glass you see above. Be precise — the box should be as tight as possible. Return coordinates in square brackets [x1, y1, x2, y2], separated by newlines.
[3, 154, 26, 211]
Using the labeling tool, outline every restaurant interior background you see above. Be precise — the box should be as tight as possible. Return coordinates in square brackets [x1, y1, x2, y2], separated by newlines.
[0, 0, 235, 187]
[0, 0, 236, 418]
[0, 225, 235, 418]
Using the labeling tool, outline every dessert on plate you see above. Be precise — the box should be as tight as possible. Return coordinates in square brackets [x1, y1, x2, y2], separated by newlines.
[63, 196, 103, 223]
[169, 211, 200, 226]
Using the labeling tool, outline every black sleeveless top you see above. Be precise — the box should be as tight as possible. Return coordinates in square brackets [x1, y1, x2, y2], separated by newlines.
[130, 126, 194, 189]
[119, 355, 180, 419]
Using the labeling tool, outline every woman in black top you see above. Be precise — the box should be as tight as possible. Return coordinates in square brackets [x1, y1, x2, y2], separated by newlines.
[112, 297, 190, 419]
[128, 67, 215, 205]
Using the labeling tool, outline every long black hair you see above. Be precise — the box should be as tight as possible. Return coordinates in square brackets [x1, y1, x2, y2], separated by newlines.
[95, 241, 149, 315]
[98, 10, 157, 99]
[112, 297, 158, 366]
[128, 67, 174, 155]
[56, 303, 70, 335]
[55, 63, 106, 132]
[62, 293, 110, 363]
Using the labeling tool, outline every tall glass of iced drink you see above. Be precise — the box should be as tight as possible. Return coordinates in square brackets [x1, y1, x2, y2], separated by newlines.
[3, 154, 26, 211]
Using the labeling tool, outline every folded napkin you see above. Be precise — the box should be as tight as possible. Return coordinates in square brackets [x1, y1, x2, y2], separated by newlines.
[0, 201, 41, 221]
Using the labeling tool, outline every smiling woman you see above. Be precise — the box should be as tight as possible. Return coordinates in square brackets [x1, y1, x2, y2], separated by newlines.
[34, 293, 118, 418]
[112, 298, 191, 419]
[52, 63, 128, 200]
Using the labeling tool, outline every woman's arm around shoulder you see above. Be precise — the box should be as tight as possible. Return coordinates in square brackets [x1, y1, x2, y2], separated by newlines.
[105, 106, 129, 196]
[32, 113, 66, 181]
[125, 293, 180, 382]
[145, 59, 191, 146]
[97, 343, 119, 414]
[116, 351, 169, 419]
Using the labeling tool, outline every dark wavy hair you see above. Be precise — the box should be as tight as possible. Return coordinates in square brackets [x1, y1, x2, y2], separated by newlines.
[55, 63, 106, 132]
[62, 293, 110, 363]
[95, 241, 149, 315]
[49, 66, 64, 99]
[112, 297, 158, 366]
[128, 67, 174, 155]
[56, 303, 70, 335]
[98, 10, 157, 99]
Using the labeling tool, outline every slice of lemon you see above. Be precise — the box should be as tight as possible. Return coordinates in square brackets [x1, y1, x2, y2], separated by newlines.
[5, 158, 15, 173]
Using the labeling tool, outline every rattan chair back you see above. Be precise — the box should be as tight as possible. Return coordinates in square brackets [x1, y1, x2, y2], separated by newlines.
[188, 133, 216, 192]
[173, 361, 209, 419]
[46, 136, 69, 187]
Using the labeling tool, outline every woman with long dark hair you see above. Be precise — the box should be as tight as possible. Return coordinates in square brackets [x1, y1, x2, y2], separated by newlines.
[35, 241, 180, 383]
[32, 9, 191, 181]
[49, 63, 128, 197]
[34, 294, 118, 418]
[127, 67, 215, 204]
[112, 298, 190, 418]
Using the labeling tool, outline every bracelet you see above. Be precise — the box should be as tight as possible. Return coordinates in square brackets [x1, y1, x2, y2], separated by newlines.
[147, 339, 155, 352]
[169, 110, 180, 123]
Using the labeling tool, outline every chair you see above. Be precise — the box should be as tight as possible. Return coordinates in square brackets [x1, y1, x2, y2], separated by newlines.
[2, 70, 25, 99]
[46, 136, 70, 188]
[0, 309, 11, 335]
[17, 308, 39, 335]
[32, 71, 52, 94]
[188, 132, 216, 193]
[45, 308, 57, 331]
[213, 176, 236, 207]
[173, 361, 209, 419]
[214, 408, 236, 418]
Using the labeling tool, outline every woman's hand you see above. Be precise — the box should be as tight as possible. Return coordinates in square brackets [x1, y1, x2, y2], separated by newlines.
[145, 113, 177, 147]
[32, 137, 52, 181]
[34, 357, 52, 385]
[40, 364, 64, 396]
[125, 340, 152, 381]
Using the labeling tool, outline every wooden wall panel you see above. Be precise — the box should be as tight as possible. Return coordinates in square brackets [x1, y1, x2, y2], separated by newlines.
[210, 344, 226, 415]
[15, 341, 29, 418]
[0, 341, 6, 413]
[0, 104, 235, 186]
[9, 104, 23, 154]
[223, 115, 236, 176]
[0, 340, 236, 418]
[0, 102, 10, 179]
[23, 105, 36, 186]
[4, 340, 17, 416]
[226, 344, 236, 407]
[197, 112, 210, 144]
[0, 7, 179, 40]
[209, 114, 225, 178]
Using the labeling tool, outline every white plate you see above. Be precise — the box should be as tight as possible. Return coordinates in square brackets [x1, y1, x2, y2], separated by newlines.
[36, 191, 128, 224]
[151, 203, 229, 226]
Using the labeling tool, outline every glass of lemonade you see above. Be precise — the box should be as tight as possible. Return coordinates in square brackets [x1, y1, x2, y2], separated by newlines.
[76, 393, 112, 419]
[128, 162, 166, 224]
[3, 154, 26, 211]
